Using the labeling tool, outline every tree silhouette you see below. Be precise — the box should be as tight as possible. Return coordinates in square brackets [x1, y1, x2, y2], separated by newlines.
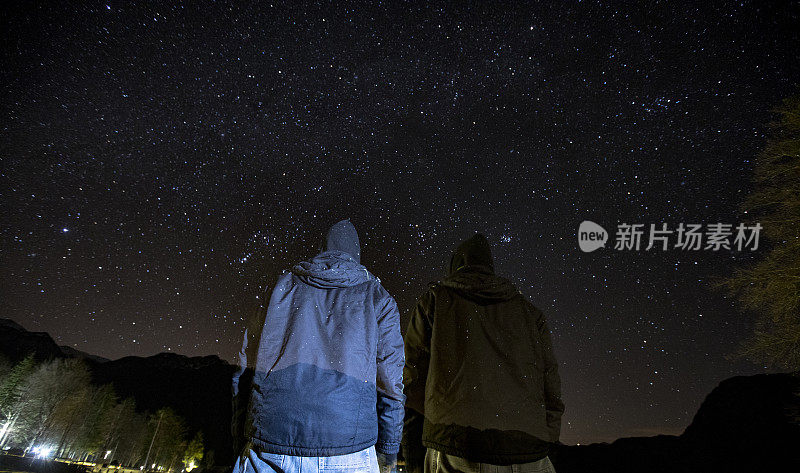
[0, 354, 12, 384]
[724, 92, 800, 370]
[142, 407, 187, 471]
[0, 356, 196, 470]
[182, 431, 204, 471]
[15, 358, 91, 453]
[0, 354, 37, 448]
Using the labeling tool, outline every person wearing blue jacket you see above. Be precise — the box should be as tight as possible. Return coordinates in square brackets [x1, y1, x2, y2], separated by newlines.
[231, 219, 405, 473]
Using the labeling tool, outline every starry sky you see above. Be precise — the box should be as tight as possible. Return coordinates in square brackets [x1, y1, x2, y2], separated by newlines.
[2, 1, 798, 445]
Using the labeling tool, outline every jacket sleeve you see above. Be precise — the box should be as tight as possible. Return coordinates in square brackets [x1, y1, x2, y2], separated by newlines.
[231, 286, 269, 457]
[402, 290, 434, 415]
[375, 287, 406, 455]
[400, 408, 426, 473]
[536, 307, 564, 443]
[230, 328, 251, 457]
[401, 289, 434, 469]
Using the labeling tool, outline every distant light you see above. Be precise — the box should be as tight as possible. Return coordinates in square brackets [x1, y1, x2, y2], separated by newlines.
[0, 422, 11, 441]
[33, 445, 54, 458]
[105, 450, 111, 459]
[62, 228, 69, 233]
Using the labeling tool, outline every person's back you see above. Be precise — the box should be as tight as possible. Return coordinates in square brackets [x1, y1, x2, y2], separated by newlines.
[232, 220, 405, 473]
[403, 234, 563, 472]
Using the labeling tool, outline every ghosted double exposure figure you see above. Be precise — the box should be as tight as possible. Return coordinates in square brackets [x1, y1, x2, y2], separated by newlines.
[402, 234, 564, 473]
[231, 220, 405, 473]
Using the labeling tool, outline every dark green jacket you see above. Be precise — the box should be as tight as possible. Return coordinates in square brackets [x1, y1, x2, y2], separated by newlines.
[402, 235, 563, 465]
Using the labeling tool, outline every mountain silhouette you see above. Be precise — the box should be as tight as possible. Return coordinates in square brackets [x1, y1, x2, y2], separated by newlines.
[2, 318, 799, 471]
[550, 371, 800, 472]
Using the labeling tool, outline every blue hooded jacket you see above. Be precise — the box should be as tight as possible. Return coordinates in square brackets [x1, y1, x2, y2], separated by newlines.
[232, 220, 405, 457]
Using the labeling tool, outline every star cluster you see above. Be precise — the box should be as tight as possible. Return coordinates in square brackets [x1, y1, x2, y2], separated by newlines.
[2, 0, 798, 444]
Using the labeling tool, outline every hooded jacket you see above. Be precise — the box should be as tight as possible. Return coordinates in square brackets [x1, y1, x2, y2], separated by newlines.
[232, 220, 405, 457]
[402, 234, 564, 465]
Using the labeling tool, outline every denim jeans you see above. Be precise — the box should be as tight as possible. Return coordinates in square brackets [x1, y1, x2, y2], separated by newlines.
[233, 446, 379, 473]
[424, 449, 556, 473]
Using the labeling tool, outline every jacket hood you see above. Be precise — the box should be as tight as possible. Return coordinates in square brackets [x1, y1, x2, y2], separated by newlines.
[325, 219, 361, 264]
[440, 267, 520, 302]
[441, 234, 518, 302]
[449, 233, 494, 274]
[291, 250, 375, 288]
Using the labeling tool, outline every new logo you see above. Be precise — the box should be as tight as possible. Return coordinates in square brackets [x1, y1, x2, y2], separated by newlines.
[578, 221, 609, 253]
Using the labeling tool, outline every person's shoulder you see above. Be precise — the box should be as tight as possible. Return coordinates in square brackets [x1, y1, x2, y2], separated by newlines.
[425, 281, 443, 295]
[369, 278, 394, 300]
[520, 299, 548, 327]
[266, 271, 294, 294]
[274, 270, 294, 285]
[414, 281, 442, 304]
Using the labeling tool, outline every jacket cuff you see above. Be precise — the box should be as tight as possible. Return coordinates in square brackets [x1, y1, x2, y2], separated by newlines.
[376, 452, 397, 466]
[375, 441, 401, 455]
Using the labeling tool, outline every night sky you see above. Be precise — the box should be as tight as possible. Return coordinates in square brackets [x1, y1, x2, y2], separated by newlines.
[2, 1, 799, 445]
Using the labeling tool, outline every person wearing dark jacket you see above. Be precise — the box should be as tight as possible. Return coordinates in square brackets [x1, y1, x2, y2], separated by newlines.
[231, 220, 405, 473]
[402, 234, 563, 473]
